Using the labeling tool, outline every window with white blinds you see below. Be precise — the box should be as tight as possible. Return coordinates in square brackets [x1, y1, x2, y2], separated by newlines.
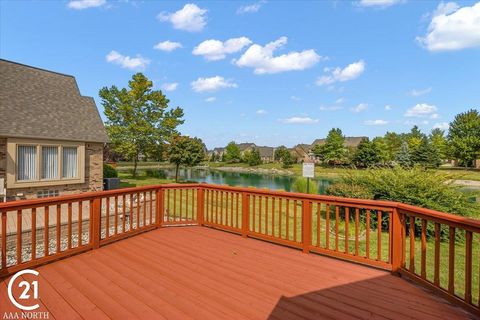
[17, 146, 37, 181]
[41, 146, 59, 180]
[62, 147, 78, 178]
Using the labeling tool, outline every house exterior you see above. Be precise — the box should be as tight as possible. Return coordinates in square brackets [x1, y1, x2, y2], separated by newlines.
[290, 144, 315, 163]
[0, 59, 108, 201]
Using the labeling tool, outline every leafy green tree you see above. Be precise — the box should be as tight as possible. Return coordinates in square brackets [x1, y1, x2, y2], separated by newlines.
[274, 146, 290, 162]
[168, 135, 205, 182]
[384, 132, 403, 161]
[210, 152, 219, 162]
[352, 138, 380, 167]
[312, 128, 346, 165]
[406, 125, 426, 154]
[372, 137, 390, 164]
[245, 148, 262, 166]
[448, 109, 480, 167]
[411, 137, 441, 167]
[100, 73, 184, 176]
[429, 128, 448, 161]
[224, 142, 241, 163]
[396, 141, 411, 167]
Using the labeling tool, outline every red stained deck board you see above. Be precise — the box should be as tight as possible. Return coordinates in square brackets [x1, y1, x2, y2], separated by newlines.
[0, 226, 473, 320]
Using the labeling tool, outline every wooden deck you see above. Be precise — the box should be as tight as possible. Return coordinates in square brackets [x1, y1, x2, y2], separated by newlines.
[0, 226, 473, 319]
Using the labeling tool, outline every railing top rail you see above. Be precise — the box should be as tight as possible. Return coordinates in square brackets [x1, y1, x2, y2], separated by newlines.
[1, 182, 478, 230]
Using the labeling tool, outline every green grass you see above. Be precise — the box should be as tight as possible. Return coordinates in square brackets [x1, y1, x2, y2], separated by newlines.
[118, 171, 174, 188]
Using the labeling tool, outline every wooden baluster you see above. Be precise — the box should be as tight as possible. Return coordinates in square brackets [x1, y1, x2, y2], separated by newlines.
[236, 193, 239, 228]
[122, 195, 126, 233]
[377, 211, 382, 261]
[448, 226, 455, 294]
[179, 189, 183, 222]
[366, 210, 370, 259]
[192, 188, 196, 221]
[17, 210, 22, 264]
[230, 192, 234, 227]
[409, 216, 415, 272]
[114, 196, 118, 234]
[215, 191, 219, 224]
[78, 203, 83, 246]
[388, 211, 392, 263]
[401, 214, 406, 268]
[92, 198, 101, 249]
[106, 197, 110, 237]
[293, 200, 297, 242]
[465, 231, 472, 304]
[173, 190, 177, 223]
[326, 204, 330, 250]
[32, 208, 37, 260]
[196, 188, 204, 225]
[335, 206, 339, 252]
[165, 190, 170, 222]
[286, 199, 290, 241]
[241, 193, 249, 237]
[136, 192, 140, 228]
[224, 192, 227, 226]
[67, 203, 72, 249]
[45, 206, 49, 256]
[129, 193, 134, 227]
[345, 207, 349, 254]
[302, 200, 312, 253]
[265, 197, 269, 235]
[316, 203, 321, 247]
[279, 198, 283, 239]
[143, 192, 147, 227]
[272, 197, 275, 237]
[355, 208, 359, 255]
[391, 209, 403, 272]
[259, 196, 263, 233]
[157, 189, 165, 227]
[421, 219, 427, 279]
[1, 210, 6, 268]
[56, 205, 61, 253]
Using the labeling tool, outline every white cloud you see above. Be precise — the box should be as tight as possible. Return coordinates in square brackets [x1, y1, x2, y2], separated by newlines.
[408, 87, 432, 96]
[67, 0, 106, 10]
[157, 3, 207, 32]
[385, 104, 392, 110]
[106, 50, 150, 70]
[234, 36, 322, 74]
[205, 97, 216, 102]
[161, 82, 178, 92]
[316, 60, 365, 86]
[281, 117, 319, 124]
[404, 103, 438, 118]
[237, 1, 265, 14]
[256, 109, 267, 114]
[191, 76, 238, 92]
[319, 105, 342, 111]
[335, 97, 345, 104]
[364, 119, 389, 125]
[358, 0, 403, 8]
[351, 103, 368, 113]
[433, 122, 449, 130]
[417, 2, 480, 51]
[154, 41, 183, 52]
[290, 95, 301, 101]
[193, 37, 252, 61]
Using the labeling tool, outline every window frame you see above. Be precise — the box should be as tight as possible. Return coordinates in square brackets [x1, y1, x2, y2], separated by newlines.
[6, 138, 85, 188]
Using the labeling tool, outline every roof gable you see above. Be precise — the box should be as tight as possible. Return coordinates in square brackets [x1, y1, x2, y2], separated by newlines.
[0, 59, 108, 143]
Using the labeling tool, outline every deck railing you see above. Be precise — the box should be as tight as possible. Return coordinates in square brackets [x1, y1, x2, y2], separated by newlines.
[0, 183, 479, 315]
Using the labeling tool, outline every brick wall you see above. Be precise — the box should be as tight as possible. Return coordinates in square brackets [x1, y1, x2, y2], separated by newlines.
[0, 141, 103, 201]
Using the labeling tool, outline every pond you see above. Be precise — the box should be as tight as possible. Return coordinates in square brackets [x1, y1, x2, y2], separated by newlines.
[138, 167, 334, 194]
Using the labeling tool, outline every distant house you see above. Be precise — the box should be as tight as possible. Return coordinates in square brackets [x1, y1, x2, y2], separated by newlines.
[0, 59, 108, 201]
[311, 136, 367, 148]
[256, 146, 275, 163]
[290, 144, 314, 163]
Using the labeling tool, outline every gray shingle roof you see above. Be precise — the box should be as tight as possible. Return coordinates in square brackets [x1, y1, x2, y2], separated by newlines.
[0, 59, 108, 143]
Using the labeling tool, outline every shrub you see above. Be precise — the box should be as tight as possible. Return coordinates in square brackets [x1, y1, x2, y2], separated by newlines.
[145, 169, 167, 179]
[103, 163, 118, 178]
[292, 177, 318, 194]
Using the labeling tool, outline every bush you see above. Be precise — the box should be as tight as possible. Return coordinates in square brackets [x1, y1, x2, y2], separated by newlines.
[292, 177, 318, 194]
[103, 163, 118, 178]
[145, 169, 167, 179]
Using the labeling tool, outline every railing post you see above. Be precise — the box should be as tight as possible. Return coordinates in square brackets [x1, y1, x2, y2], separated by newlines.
[390, 207, 402, 273]
[241, 192, 249, 238]
[92, 197, 101, 249]
[302, 200, 312, 254]
[156, 188, 164, 227]
[197, 187, 204, 226]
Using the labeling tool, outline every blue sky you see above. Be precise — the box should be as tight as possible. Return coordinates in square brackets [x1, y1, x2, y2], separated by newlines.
[1, 0, 479, 148]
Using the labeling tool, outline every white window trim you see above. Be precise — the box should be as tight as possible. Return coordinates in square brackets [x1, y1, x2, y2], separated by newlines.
[6, 138, 85, 188]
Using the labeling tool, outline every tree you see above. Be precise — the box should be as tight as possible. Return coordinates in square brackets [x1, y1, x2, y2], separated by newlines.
[372, 137, 390, 164]
[411, 137, 441, 167]
[274, 146, 290, 162]
[281, 151, 295, 168]
[406, 125, 426, 154]
[168, 135, 205, 182]
[312, 128, 346, 165]
[100, 73, 184, 176]
[396, 141, 411, 167]
[352, 138, 380, 167]
[383, 132, 403, 161]
[429, 128, 448, 161]
[224, 142, 241, 163]
[448, 109, 480, 167]
[245, 148, 262, 166]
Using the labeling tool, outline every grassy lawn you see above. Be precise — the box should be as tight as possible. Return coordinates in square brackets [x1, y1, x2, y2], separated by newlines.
[118, 171, 174, 188]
